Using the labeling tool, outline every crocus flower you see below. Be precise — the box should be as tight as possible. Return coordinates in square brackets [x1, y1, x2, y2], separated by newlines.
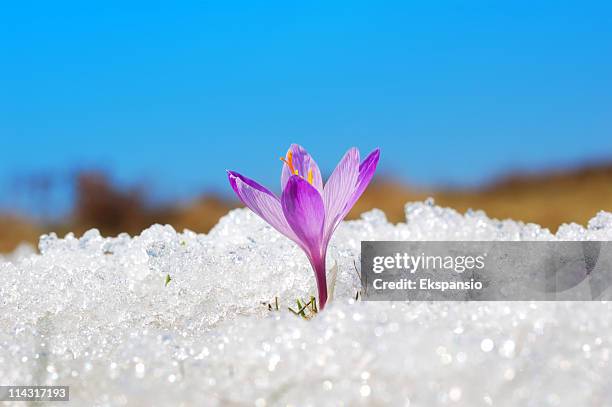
[227, 144, 380, 310]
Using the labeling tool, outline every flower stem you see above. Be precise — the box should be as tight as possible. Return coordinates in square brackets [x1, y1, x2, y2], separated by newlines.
[311, 254, 328, 310]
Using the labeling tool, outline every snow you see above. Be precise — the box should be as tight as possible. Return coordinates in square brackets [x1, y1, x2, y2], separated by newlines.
[1, 200, 612, 406]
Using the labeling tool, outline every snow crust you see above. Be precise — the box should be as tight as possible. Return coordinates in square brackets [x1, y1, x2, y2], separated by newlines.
[2, 201, 612, 406]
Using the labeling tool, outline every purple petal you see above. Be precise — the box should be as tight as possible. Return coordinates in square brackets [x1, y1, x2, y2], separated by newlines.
[281, 144, 323, 193]
[227, 171, 300, 243]
[228, 170, 275, 197]
[346, 148, 380, 214]
[281, 175, 326, 257]
[322, 147, 360, 241]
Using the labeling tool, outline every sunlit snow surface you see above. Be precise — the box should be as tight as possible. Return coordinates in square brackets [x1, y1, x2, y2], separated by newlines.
[2, 201, 612, 406]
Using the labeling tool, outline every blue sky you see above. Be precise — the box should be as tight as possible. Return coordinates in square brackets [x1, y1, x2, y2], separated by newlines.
[1, 1, 611, 216]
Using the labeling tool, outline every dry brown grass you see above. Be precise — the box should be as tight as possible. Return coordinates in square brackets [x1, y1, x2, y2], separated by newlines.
[1, 165, 612, 253]
[351, 165, 612, 228]
[0, 216, 44, 253]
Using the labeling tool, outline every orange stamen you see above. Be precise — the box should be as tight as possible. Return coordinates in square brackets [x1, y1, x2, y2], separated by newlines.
[307, 168, 313, 185]
[280, 150, 298, 175]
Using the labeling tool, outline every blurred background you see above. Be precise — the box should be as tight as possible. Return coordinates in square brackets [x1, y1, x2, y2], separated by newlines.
[1, 1, 612, 252]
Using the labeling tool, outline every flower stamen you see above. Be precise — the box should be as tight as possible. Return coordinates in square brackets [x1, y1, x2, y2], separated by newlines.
[307, 168, 313, 185]
[280, 150, 298, 175]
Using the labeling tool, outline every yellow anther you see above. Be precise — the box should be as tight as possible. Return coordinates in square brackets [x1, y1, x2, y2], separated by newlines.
[307, 168, 313, 185]
[280, 150, 297, 175]
[281, 150, 300, 175]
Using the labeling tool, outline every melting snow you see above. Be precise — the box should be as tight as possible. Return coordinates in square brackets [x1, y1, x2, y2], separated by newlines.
[2, 201, 612, 406]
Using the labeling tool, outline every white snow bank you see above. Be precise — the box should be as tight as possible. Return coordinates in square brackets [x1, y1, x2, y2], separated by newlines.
[2, 201, 612, 406]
